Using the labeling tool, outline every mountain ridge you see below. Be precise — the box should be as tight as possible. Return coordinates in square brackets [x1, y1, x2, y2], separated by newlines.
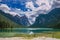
[29, 8, 60, 28]
[0, 10, 25, 28]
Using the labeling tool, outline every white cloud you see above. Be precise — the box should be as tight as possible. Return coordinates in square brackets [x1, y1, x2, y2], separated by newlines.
[25, 0, 55, 25]
[54, 0, 60, 8]
[0, 4, 11, 11]
[55, 0, 60, 3]
[35, 0, 53, 11]
[9, 12, 17, 16]
[25, 0, 54, 11]
[26, 1, 36, 11]
[0, 3, 36, 26]
[0, 4, 25, 17]
[0, 0, 55, 26]
[0, 4, 18, 16]
[24, 11, 37, 25]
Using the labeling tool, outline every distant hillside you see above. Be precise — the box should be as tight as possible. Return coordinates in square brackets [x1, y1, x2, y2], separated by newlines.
[30, 8, 60, 28]
[0, 8, 60, 28]
[0, 13, 24, 29]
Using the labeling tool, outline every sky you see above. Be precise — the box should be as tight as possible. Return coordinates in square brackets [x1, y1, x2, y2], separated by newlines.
[0, 0, 60, 26]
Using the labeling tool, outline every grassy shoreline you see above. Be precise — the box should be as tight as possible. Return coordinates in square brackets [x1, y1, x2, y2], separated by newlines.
[0, 31, 60, 39]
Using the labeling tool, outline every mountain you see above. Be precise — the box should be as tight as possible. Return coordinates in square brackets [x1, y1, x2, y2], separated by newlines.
[30, 8, 60, 28]
[0, 10, 30, 27]
[19, 15, 30, 26]
[0, 8, 60, 28]
[0, 7, 60, 28]
[0, 11, 25, 28]
[0, 0, 60, 27]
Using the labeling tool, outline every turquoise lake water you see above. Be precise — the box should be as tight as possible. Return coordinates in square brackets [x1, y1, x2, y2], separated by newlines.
[0, 28, 60, 34]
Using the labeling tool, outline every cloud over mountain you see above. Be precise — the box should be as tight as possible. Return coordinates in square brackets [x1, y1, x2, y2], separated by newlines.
[0, 0, 60, 26]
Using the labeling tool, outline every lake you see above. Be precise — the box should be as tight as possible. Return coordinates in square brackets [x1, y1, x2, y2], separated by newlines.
[0, 28, 60, 34]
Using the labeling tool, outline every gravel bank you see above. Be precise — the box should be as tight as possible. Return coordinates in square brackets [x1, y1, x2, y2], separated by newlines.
[0, 37, 60, 40]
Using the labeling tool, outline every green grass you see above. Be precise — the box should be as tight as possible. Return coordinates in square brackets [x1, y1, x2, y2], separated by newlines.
[0, 31, 60, 39]
[52, 32, 60, 38]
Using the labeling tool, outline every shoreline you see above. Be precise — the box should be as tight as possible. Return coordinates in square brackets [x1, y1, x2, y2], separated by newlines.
[0, 37, 60, 40]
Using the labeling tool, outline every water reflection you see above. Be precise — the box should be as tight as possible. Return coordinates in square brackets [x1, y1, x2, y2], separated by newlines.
[0, 28, 57, 34]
